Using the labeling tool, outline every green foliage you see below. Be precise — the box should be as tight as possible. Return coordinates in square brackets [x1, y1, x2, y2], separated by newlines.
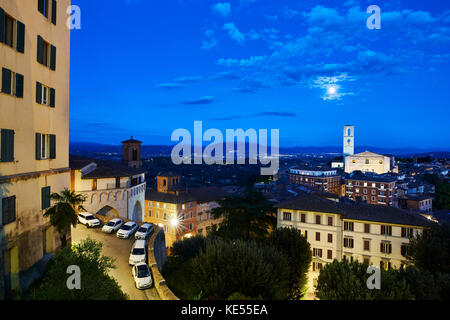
[31, 238, 128, 300]
[44, 188, 86, 246]
[212, 188, 276, 241]
[408, 223, 450, 275]
[423, 174, 450, 210]
[227, 292, 263, 300]
[190, 238, 290, 300]
[170, 234, 207, 262]
[316, 260, 414, 300]
[267, 227, 312, 299]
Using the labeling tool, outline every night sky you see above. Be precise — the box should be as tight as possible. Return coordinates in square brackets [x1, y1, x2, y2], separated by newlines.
[69, 0, 450, 149]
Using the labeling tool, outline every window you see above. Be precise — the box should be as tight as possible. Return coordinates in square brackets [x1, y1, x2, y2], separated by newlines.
[2, 68, 24, 98]
[190, 212, 193, 219]
[37, 35, 56, 70]
[380, 242, 392, 254]
[3, 13, 14, 47]
[35, 133, 56, 160]
[344, 237, 354, 248]
[364, 224, 370, 233]
[364, 240, 370, 251]
[2, 196, 16, 225]
[300, 213, 306, 223]
[313, 248, 322, 258]
[380, 260, 391, 271]
[163, 213, 167, 220]
[315, 215, 321, 225]
[401, 227, 414, 238]
[36, 82, 55, 107]
[381, 225, 392, 236]
[0, 129, 14, 162]
[401, 244, 409, 257]
[328, 216, 333, 226]
[365, 159, 369, 164]
[41, 186, 51, 210]
[190, 203, 194, 208]
[363, 258, 370, 265]
[327, 233, 332, 243]
[344, 221, 354, 231]
[327, 250, 332, 260]
[371, 189, 376, 195]
[363, 189, 368, 194]
[189, 223, 193, 230]
[180, 213, 185, 221]
[148, 210, 152, 217]
[315, 232, 320, 241]
[283, 212, 291, 221]
[312, 262, 323, 272]
[0, 9, 25, 53]
[38, 0, 49, 17]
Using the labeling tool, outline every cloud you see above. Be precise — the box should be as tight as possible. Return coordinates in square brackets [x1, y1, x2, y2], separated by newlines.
[223, 23, 246, 44]
[181, 96, 215, 105]
[209, 71, 241, 80]
[212, 3, 231, 17]
[174, 76, 204, 83]
[202, 29, 218, 50]
[156, 83, 185, 89]
[214, 111, 296, 121]
[218, 55, 265, 67]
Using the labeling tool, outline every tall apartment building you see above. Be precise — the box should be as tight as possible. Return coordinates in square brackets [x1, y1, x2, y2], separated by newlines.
[344, 173, 397, 207]
[289, 166, 342, 195]
[276, 195, 432, 295]
[0, 0, 71, 298]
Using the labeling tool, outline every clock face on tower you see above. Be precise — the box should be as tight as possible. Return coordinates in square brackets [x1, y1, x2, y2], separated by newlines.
[347, 139, 351, 144]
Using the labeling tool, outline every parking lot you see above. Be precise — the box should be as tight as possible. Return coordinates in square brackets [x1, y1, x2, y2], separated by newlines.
[71, 223, 160, 300]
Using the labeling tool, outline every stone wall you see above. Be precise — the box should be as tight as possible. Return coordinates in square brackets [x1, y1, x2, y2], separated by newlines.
[147, 227, 179, 300]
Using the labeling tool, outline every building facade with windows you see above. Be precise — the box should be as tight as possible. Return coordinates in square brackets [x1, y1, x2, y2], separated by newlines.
[289, 166, 342, 195]
[0, 0, 70, 299]
[344, 174, 397, 207]
[345, 151, 397, 174]
[275, 195, 432, 295]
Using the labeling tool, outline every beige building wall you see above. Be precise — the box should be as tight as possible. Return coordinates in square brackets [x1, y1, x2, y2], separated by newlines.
[0, 0, 71, 298]
[345, 151, 391, 174]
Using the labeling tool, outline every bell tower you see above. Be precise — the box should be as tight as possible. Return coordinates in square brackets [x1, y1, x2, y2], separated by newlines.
[121, 136, 142, 168]
[343, 125, 354, 157]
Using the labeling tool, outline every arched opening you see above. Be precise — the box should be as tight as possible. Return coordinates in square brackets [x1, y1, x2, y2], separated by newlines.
[131, 200, 143, 221]
[97, 205, 120, 218]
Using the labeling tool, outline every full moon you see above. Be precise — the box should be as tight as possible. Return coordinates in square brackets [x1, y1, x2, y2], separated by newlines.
[327, 86, 337, 95]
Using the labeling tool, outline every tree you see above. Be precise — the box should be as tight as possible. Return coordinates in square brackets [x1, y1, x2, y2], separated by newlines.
[408, 223, 450, 275]
[190, 238, 290, 300]
[31, 238, 128, 300]
[316, 260, 414, 300]
[212, 188, 276, 241]
[44, 188, 86, 247]
[267, 227, 312, 299]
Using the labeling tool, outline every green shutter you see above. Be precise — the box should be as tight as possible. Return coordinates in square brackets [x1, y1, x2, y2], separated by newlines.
[50, 45, 56, 70]
[36, 82, 42, 104]
[42, 186, 51, 210]
[37, 35, 43, 64]
[36, 133, 41, 160]
[49, 88, 55, 107]
[15, 73, 24, 98]
[0, 7, 5, 43]
[0, 129, 13, 162]
[2, 68, 11, 95]
[38, 0, 45, 16]
[49, 134, 56, 159]
[51, 0, 57, 25]
[16, 21, 25, 53]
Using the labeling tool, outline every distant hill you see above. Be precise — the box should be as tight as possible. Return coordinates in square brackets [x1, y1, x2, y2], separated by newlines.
[69, 141, 450, 158]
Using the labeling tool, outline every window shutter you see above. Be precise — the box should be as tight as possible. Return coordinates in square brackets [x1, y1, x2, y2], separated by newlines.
[42, 186, 51, 210]
[49, 88, 55, 107]
[16, 21, 25, 53]
[51, 0, 57, 25]
[2, 196, 16, 225]
[49, 134, 56, 159]
[37, 35, 43, 64]
[38, 0, 45, 16]
[36, 133, 42, 160]
[50, 45, 56, 70]
[1, 129, 7, 162]
[6, 130, 14, 162]
[15, 73, 24, 98]
[0, 7, 5, 43]
[36, 82, 42, 104]
[2, 68, 11, 94]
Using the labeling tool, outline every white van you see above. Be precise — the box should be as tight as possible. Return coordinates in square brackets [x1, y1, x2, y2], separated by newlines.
[129, 240, 147, 265]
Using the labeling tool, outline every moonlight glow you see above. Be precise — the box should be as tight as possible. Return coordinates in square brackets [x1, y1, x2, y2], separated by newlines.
[327, 86, 337, 95]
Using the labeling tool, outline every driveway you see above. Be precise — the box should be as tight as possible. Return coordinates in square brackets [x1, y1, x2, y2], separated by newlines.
[71, 224, 160, 300]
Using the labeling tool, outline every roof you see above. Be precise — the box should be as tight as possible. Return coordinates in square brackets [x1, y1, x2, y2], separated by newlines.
[276, 194, 433, 227]
[145, 189, 195, 204]
[121, 136, 142, 144]
[402, 194, 433, 201]
[69, 155, 146, 179]
[291, 165, 335, 172]
[187, 186, 227, 203]
[350, 151, 386, 157]
[158, 171, 180, 177]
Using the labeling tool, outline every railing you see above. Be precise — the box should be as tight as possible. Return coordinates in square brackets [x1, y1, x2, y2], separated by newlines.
[106, 181, 131, 190]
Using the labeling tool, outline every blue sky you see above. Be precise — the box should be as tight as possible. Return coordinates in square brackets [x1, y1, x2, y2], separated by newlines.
[70, 0, 450, 149]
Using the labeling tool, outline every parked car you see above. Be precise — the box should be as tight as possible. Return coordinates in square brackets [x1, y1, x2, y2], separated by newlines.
[77, 212, 101, 228]
[129, 240, 147, 265]
[132, 263, 153, 289]
[135, 223, 154, 240]
[102, 218, 124, 234]
[116, 221, 138, 239]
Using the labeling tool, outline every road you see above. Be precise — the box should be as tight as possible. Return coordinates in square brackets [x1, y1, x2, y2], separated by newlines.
[71, 224, 160, 300]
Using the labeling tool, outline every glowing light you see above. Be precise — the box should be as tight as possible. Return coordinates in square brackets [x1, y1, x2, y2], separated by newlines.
[170, 218, 179, 226]
[327, 86, 337, 95]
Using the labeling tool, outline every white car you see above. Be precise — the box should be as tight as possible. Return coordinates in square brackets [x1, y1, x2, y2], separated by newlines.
[129, 240, 147, 265]
[78, 212, 101, 228]
[102, 218, 123, 234]
[132, 263, 153, 289]
[116, 221, 138, 239]
[135, 223, 154, 240]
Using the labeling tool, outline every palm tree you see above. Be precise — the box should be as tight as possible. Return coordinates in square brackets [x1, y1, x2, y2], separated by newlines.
[44, 188, 86, 247]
